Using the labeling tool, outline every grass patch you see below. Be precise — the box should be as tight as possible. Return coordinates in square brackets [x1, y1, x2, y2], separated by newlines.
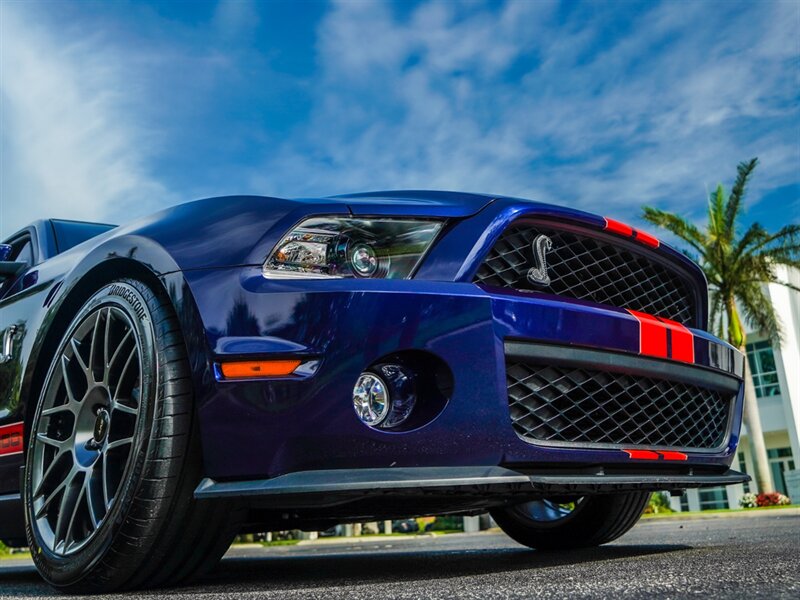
[0, 542, 29, 560]
[260, 539, 300, 547]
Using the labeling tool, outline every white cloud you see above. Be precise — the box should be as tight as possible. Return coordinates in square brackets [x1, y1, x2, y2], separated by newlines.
[0, 3, 171, 237]
[254, 0, 799, 228]
[0, 0, 796, 242]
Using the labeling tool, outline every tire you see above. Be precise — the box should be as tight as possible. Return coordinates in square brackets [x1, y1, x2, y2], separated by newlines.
[23, 279, 241, 593]
[490, 492, 650, 550]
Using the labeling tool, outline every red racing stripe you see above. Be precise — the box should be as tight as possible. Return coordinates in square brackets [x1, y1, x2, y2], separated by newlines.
[627, 310, 668, 358]
[659, 451, 688, 461]
[603, 217, 634, 238]
[623, 449, 661, 460]
[0, 422, 24, 457]
[634, 229, 660, 248]
[656, 317, 695, 363]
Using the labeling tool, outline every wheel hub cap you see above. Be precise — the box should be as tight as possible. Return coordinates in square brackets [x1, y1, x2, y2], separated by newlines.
[93, 408, 110, 444]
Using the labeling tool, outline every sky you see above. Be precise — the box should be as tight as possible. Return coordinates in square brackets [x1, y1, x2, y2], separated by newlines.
[0, 0, 798, 243]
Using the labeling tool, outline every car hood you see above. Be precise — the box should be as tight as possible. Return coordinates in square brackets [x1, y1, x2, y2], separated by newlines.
[329, 190, 497, 218]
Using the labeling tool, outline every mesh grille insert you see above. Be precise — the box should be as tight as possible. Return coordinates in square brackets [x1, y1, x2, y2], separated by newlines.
[507, 362, 731, 450]
[474, 224, 698, 326]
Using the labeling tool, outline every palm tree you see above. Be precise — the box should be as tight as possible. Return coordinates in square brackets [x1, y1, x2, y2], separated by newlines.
[643, 158, 800, 494]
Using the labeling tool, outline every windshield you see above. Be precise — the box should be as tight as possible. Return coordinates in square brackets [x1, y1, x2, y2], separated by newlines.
[51, 219, 117, 254]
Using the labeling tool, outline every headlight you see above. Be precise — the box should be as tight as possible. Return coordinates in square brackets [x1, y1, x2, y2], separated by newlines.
[263, 217, 443, 279]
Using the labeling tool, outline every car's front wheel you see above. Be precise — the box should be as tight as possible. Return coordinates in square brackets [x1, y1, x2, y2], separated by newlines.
[490, 492, 650, 550]
[24, 279, 239, 593]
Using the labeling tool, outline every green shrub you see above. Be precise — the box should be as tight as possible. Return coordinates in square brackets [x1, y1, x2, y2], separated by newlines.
[644, 492, 673, 514]
[428, 516, 464, 531]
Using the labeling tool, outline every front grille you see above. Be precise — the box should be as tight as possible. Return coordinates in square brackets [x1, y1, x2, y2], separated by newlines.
[507, 362, 732, 450]
[475, 223, 698, 326]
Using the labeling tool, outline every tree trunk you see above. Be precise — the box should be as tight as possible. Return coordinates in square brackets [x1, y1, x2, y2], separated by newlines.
[741, 349, 774, 494]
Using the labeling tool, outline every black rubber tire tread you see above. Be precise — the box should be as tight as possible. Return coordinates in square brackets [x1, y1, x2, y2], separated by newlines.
[490, 491, 650, 551]
[26, 279, 239, 593]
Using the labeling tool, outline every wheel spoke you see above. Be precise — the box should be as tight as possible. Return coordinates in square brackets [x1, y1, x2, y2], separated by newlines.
[103, 307, 112, 375]
[107, 437, 133, 451]
[33, 448, 67, 497]
[61, 355, 78, 403]
[88, 310, 103, 382]
[112, 346, 139, 403]
[107, 328, 132, 369]
[101, 453, 111, 509]
[53, 469, 82, 552]
[36, 432, 66, 449]
[112, 402, 138, 416]
[41, 403, 74, 417]
[85, 473, 100, 530]
[35, 466, 76, 519]
[71, 338, 89, 374]
[63, 473, 87, 551]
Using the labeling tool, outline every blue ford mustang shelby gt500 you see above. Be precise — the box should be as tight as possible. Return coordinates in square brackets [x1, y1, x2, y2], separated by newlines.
[0, 191, 747, 592]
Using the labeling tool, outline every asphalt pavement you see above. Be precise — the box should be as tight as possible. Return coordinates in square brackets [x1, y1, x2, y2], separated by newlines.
[1, 511, 798, 599]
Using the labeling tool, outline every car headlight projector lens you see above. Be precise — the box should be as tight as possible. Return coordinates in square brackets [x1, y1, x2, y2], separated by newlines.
[353, 364, 417, 429]
[350, 244, 379, 277]
[263, 217, 442, 279]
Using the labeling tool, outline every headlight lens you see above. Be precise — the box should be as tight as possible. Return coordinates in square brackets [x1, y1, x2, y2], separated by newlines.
[263, 217, 443, 279]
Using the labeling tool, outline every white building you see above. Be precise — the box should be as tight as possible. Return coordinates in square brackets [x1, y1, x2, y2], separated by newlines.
[672, 265, 800, 511]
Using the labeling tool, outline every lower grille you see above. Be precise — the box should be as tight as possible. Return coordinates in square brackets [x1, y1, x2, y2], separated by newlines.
[507, 362, 732, 450]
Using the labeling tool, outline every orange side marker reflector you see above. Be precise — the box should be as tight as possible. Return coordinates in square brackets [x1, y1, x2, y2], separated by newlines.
[220, 360, 301, 379]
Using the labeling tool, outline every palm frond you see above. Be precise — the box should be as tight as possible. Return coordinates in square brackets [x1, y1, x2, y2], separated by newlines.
[723, 157, 758, 241]
[708, 185, 726, 241]
[751, 224, 800, 261]
[732, 222, 769, 261]
[641, 206, 709, 259]
[738, 281, 782, 342]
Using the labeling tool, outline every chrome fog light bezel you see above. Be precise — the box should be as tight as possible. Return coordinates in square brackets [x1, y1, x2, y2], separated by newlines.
[353, 372, 390, 426]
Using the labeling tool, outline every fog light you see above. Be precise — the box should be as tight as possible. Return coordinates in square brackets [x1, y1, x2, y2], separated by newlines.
[353, 364, 417, 429]
[353, 373, 390, 426]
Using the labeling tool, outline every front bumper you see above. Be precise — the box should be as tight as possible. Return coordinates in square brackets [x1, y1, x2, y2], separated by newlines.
[195, 465, 749, 506]
[178, 267, 745, 483]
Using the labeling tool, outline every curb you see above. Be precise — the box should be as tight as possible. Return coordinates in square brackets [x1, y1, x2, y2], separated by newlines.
[297, 533, 437, 546]
[641, 507, 800, 522]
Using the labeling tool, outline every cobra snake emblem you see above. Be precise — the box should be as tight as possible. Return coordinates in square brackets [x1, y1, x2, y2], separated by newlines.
[527, 235, 553, 286]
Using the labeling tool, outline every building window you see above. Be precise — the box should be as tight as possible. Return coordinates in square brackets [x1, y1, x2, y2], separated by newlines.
[768, 447, 796, 496]
[698, 487, 728, 510]
[745, 341, 781, 398]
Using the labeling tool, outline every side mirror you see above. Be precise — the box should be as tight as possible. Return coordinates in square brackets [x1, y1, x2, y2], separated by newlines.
[0, 244, 25, 283]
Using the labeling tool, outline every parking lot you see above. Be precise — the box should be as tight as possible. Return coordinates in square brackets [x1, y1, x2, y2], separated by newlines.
[1, 511, 798, 599]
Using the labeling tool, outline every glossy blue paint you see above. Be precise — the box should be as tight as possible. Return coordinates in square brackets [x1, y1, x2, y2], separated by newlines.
[0, 191, 744, 517]
[181, 265, 741, 481]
